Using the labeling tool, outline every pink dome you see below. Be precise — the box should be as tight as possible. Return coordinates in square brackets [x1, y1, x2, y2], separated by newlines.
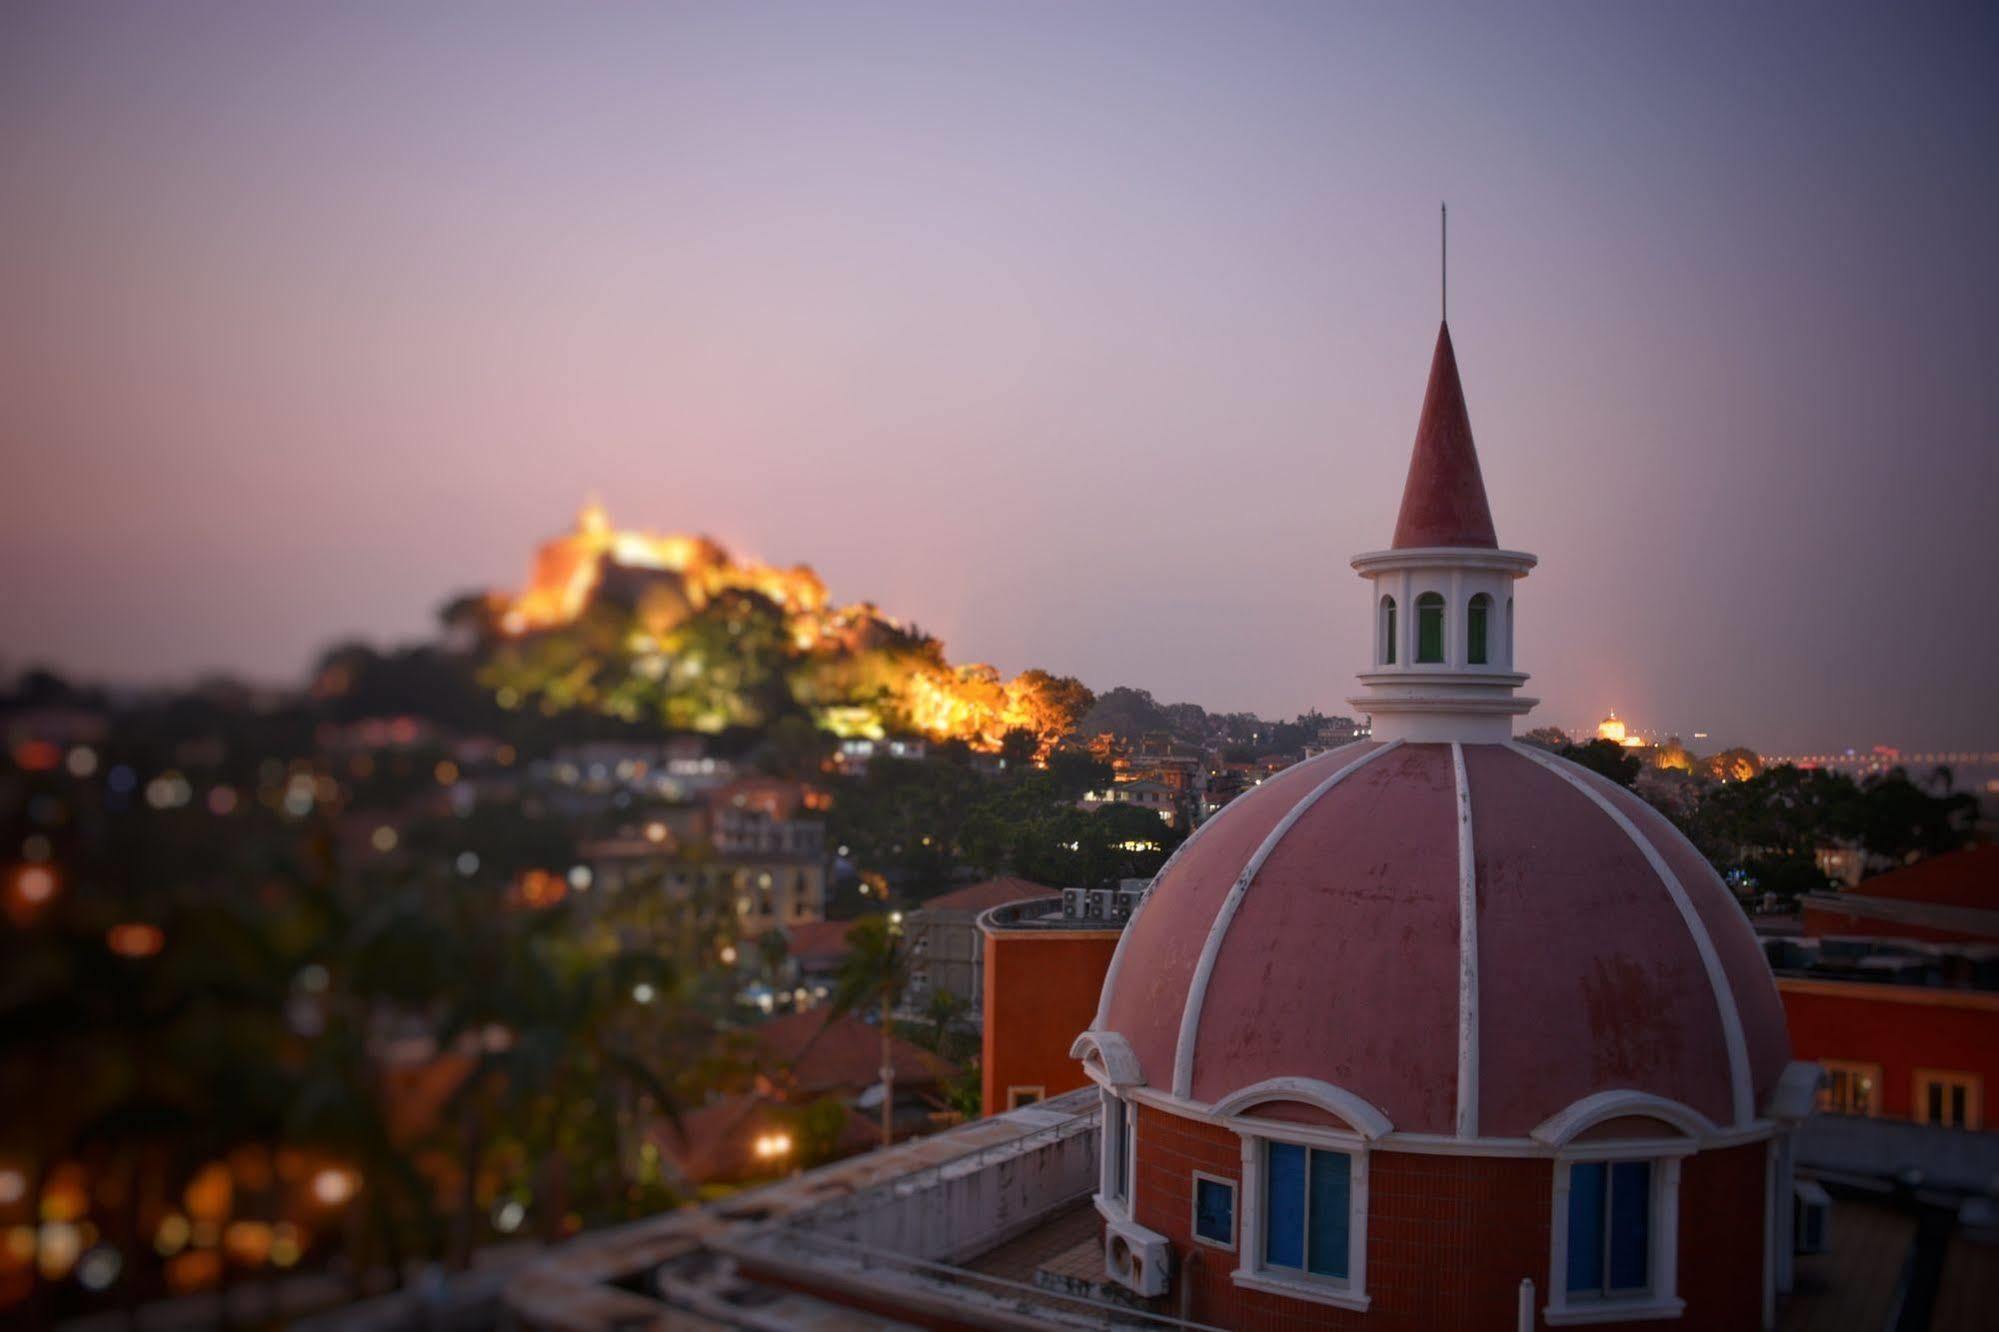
[1094, 739, 1790, 1136]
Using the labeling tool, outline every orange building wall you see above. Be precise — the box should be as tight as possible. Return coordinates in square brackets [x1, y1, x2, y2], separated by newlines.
[981, 928, 1119, 1116]
[1779, 977, 1999, 1120]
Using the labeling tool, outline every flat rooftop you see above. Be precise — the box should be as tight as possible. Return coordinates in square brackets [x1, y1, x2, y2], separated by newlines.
[502, 1087, 1213, 1331]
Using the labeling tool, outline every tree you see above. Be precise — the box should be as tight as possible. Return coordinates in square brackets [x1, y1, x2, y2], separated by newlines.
[1851, 769, 1975, 865]
[1004, 670, 1095, 750]
[1651, 740, 1695, 773]
[1740, 853, 1833, 906]
[1518, 726, 1570, 751]
[1078, 687, 1172, 742]
[830, 915, 911, 1147]
[828, 757, 984, 896]
[778, 1097, 851, 1170]
[1045, 746, 1113, 800]
[1702, 748, 1763, 784]
[997, 727, 1040, 772]
[757, 714, 833, 779]
[919, 989, 970, 1062]
[1560, 739, 1641, 787]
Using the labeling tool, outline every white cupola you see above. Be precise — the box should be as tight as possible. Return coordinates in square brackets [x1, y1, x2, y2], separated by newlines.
[1348, 322, 1538, 743]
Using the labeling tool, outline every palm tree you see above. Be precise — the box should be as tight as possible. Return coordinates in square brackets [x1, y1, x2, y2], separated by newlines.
[830, 914, 910, 1147]
[920, 989, 968, 1062]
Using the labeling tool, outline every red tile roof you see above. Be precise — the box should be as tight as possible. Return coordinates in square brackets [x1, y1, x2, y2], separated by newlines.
[919, 876, 1056, 913]
[781, 918, 857, 968]
[1392, 322, 1499, 549]
[1849, 845, 1999, 911]
[749, 1009, 957, 1096]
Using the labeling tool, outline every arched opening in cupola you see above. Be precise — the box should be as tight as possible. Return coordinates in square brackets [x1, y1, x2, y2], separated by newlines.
[1415, 592, 1445, 663]
[1466, 593, 1491, 665]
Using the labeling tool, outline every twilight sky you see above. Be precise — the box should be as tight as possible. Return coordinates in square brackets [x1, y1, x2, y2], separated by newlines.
[4, 2, 1996, 752]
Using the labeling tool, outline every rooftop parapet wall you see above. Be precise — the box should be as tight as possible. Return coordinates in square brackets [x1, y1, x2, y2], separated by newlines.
[1796, 1114, 1999, 1196]
[504, 1087, 1110, 1331]
[735, 1090, 1099, 1266]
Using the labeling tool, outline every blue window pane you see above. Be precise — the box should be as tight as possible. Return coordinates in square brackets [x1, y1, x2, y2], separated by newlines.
[1608, 1162, 1651, 1291]
[1566, 1162, 1606, 1294]
[1306, 1151, 1351, 1279]
[1264, 1142, 1306, 1270]
[1195, 1177, 1234, 1245]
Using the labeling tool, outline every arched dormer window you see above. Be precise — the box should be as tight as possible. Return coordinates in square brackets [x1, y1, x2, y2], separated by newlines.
[1380, 596, 1397, 666]
[1214, 1079, 1385, 1311]
[1466, 593, 1491, 665]
[1415, 592, 1445, 664]
[1533, 1091, 1702, 1323]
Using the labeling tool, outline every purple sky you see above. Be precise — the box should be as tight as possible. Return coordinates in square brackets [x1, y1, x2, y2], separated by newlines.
[4, 3, 1995, 752]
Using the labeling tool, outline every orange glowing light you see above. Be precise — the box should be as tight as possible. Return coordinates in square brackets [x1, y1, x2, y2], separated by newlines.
[107, 923, 165, 958]
[15, 866, 56, 904]
[222, 1220, 272, 1265]
[166, 1248, 222, 1293]
[498, 503, 831, 636]
[513, 869, 567, 909]
[310, 1167, 357, 1207]
[38, 1166, 87, 1225]
[183, 1163, 232, 1222]
[12, 741, 61, 772]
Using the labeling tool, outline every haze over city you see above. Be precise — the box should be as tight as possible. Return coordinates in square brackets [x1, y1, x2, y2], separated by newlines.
[5, 2, 1996, 753]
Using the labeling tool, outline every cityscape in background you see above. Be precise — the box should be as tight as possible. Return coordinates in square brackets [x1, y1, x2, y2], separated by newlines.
[4, 497, 1992, 1327]
[5, 4, 1996, 1331]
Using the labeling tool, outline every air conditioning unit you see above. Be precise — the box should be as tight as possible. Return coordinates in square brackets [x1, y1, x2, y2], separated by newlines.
[1063, 888, 1086, 919]
[1794, 1179, 1832, 1255]
[1103, 1215, 1172, 1297]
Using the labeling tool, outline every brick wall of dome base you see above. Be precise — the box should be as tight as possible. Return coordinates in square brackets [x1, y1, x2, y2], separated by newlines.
[1122, 1101, 1767, 1330]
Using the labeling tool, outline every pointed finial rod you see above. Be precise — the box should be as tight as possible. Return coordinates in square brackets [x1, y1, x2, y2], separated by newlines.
[1441, 202, 1448, 323]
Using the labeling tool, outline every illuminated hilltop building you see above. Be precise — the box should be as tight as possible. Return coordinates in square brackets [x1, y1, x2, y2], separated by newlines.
[1596, 711, 1646, 749]
[482, 503, 1093, 750]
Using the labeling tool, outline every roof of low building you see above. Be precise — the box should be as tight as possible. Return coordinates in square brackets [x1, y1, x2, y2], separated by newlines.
[918, 876, 1054, 914]
[650, 1092, 874, 1186]
[781, 918, 857, 967]
[1848, 845, 1999, 911]
[749, 1008, 957, 1096]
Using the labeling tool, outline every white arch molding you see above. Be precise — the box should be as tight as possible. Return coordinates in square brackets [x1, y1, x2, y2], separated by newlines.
[1531, 1089, 1718, 1148]
[1211, 1077, 1394, 1141]
[1069, 1030, 1145, 1089]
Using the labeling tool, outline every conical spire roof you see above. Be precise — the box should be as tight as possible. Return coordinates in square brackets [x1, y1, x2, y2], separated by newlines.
[1391, 322, 1497, 549]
